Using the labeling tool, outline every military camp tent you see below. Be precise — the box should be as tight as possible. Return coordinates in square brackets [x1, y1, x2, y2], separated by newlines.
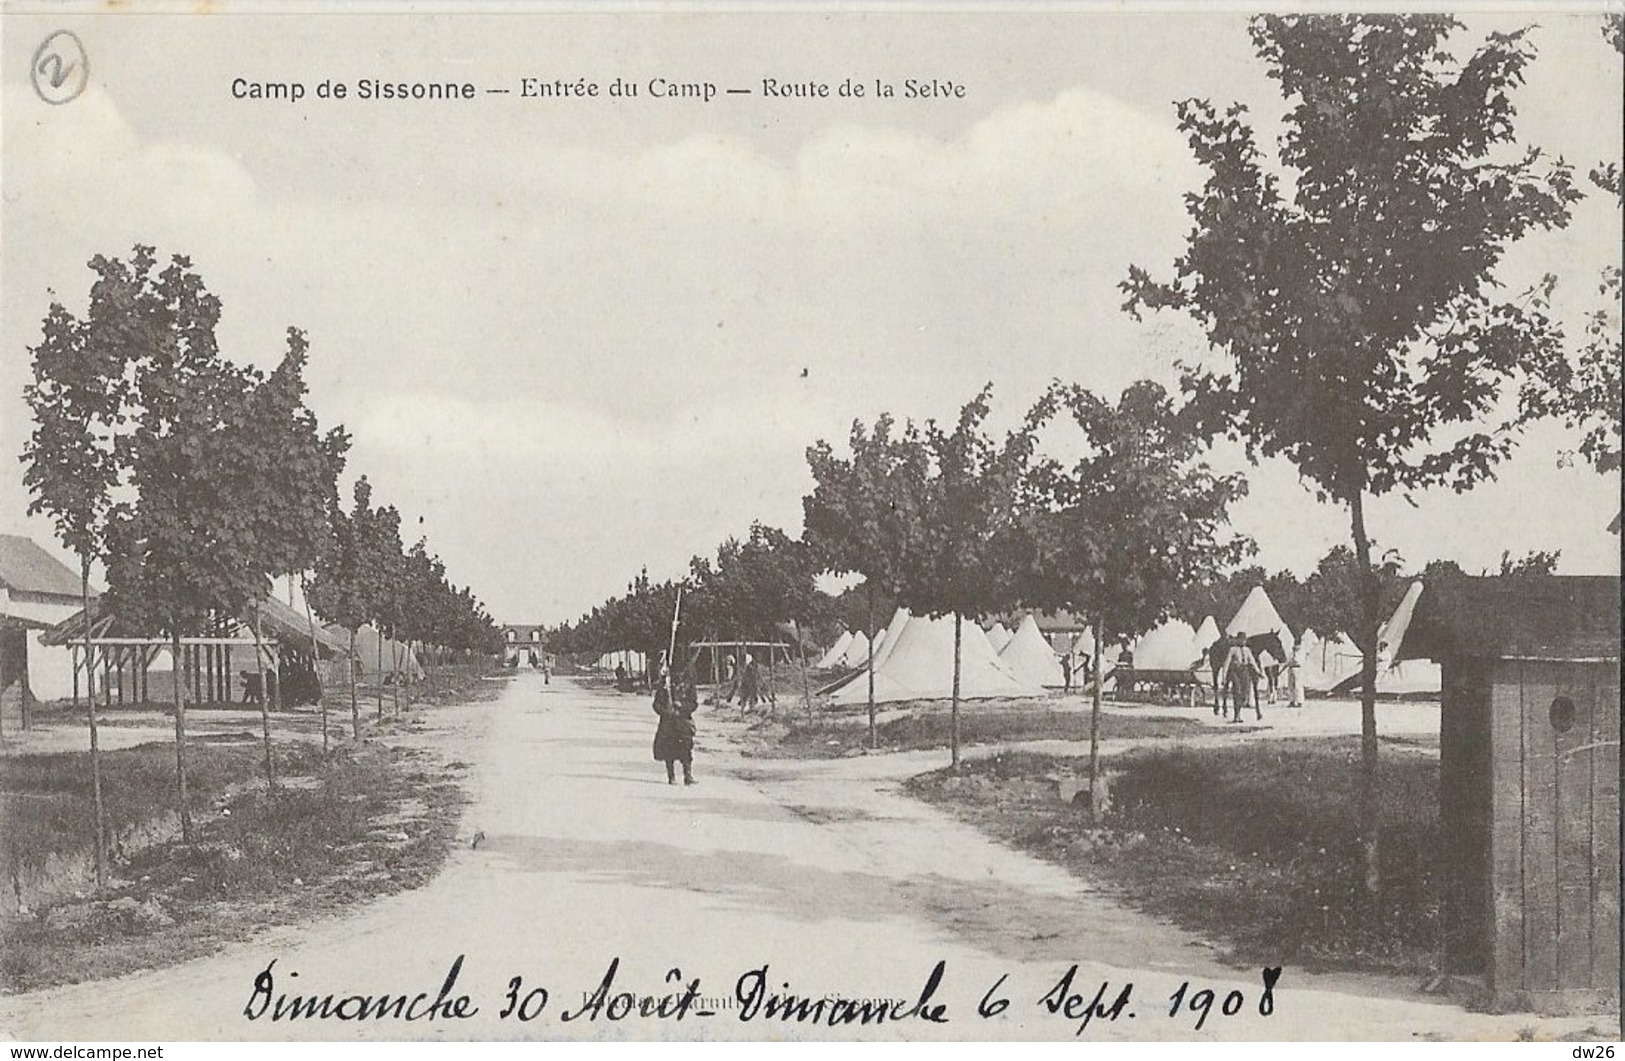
[1226, 586, 1295, 664]
[837, 631, 871, 668]
[828, 612, 1042, 706]
[1130, 618, 1204, 672]
[328, 623, 425, 682]
[985, 621, 1014, 652]
[815, 630, 854, 669]
[998, 614, 1066, 687]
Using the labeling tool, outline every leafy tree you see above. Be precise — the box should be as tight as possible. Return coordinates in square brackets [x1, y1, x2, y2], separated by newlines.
[99, 250, 261, 840]
[20, 255, 139, 884]
[695, 524, 821, 716]
[1022, 380, 1250, 812]
[1121, 15, 1580, 889]
[804, 413, 929, 746]
[891, 385, 1034, 768]
[307, 478, 379, 737]
[225, 329, 348, 779]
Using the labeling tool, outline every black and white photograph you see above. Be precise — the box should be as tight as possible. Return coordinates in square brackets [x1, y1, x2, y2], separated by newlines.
[0, 2, 1620, 1045]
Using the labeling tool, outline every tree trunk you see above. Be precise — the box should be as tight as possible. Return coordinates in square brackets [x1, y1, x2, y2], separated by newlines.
[169, 627, 192, 843]
[81, 567, 107, 888]
[252, 611, 275, 792]
[866, 585, 878, 750]
[950, 612, 963, 769]
[792, 620, 814, 722]
[349, 628, 360, 738]
[301, 577, 327, 754]
[1350, 489, 1382, 895]
[391, 638, 402, 715]
[1088, 615, 1103, 824]
[377, 626, 385, 721]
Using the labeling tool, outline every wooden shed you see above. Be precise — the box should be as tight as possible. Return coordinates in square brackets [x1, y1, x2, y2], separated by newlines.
[1395, 575, 1620, 1011]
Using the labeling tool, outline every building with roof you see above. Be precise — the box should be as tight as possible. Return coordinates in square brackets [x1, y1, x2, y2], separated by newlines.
[501, 624, 548, 667]
[0, 534, 97, 709]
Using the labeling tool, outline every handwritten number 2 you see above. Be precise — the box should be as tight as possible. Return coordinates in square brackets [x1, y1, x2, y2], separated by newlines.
[37, 53, 73, 89]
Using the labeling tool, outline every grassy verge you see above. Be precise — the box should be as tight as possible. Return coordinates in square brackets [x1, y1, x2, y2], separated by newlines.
[0, 665, 501, 994]
[907, 736, 1442, 976]
[2, 740, 290, 888]
[740, 702, 1209, 759]
[0, 739, 464, 994]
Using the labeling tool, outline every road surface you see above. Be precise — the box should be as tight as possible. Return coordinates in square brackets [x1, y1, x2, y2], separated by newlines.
[0, 674, 1603, 1041]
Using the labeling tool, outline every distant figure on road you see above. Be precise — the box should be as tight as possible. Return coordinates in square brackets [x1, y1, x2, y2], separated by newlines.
[721, 653, 738, 703]
[614, 662, 628, 692]
[739, 654, 763, 711]
[1060, 652, 1073, 693]
[1217, 633, 1261, 723]
[652, 667, 697, 786]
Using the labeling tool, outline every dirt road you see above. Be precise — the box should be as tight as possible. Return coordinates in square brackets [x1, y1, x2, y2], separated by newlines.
[0, 675, 1602, 1041]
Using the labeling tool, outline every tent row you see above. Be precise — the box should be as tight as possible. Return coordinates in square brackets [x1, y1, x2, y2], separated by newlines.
[809, 579, 1442, 704]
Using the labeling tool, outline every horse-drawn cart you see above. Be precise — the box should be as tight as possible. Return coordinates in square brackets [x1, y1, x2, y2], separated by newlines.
[1110, 665, 1208, 705]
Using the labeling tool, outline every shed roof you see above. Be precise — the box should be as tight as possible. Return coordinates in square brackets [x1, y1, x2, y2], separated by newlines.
[1395, 575, 1620, 663]
[41, 593, 349, 656]
[0, 535, 92, 599]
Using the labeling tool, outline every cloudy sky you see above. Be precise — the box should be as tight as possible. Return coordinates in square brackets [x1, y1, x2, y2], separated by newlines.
[2, 7, 1620, 625]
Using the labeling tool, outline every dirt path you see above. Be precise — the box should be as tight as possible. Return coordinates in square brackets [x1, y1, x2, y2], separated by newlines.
[0, 675, 1601, 1041]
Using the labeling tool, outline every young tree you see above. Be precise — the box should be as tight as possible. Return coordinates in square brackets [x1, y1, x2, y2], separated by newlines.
[893, 386, 1034, 768]
[225, 329, 348, 783]
[20, 258, 137, 885]
[1022, 380, 1250, 813]
[1121, 15, 1580, 888]
[100, 250, 259, 840]
[307, 477, 378, 737]
[803, 414, 929, 747]
[708, 524, 821, 717]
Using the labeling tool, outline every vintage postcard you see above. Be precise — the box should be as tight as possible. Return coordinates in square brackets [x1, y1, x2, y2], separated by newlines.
[0, 1, 1620, 1046]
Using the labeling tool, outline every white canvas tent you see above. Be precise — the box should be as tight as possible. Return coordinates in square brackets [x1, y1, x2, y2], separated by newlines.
[985, 621, 1014, 652]
[594, 649, 647, 673]
[828, 612, 1043, 706]
[1226, 586, 1295, 663]
[1070, 628, 1120, 674]
[1193, 615, 1221, 656]
[328, 623, 424, 681]
[1296, 630, 1362, 693]
[872, 627, 887, 655]
[837, 630, 871, 668]
[998, 614, 1066, 687]
[870, 607, 912, 672]
[1377, 581, 1425, 659]
[1130, 618, 1204, 672]
[815, 630, 853, 669]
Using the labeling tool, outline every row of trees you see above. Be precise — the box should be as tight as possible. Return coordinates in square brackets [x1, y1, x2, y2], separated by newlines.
[555, 16, 1619, 901]
[22, 247, 499, 886]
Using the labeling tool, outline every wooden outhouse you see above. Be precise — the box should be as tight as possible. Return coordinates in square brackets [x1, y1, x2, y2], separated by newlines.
[1396, 575, 1620, 1011]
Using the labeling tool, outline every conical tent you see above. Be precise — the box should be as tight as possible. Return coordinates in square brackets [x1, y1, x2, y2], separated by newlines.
[815, 630, 854, 669]
[1374, 658, 1442, 697]
[872, 628, 888, 654]
[330, 623, 425, 681]
[1131, 618, 1203, 671]
[1193, 615, 1222, 656]
[829, 612, 1043, 706]
[1377, 581, 1425, 661]
[998, 614, 1066, 687]
[837, 630, 871, 668]
[1069, 628, 1120, 674]
[870, 607, 912, 672]
[1226, 586, 1295, 663]
[1298, 631, 1362, 693]
[985, 621, 1014, 652]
